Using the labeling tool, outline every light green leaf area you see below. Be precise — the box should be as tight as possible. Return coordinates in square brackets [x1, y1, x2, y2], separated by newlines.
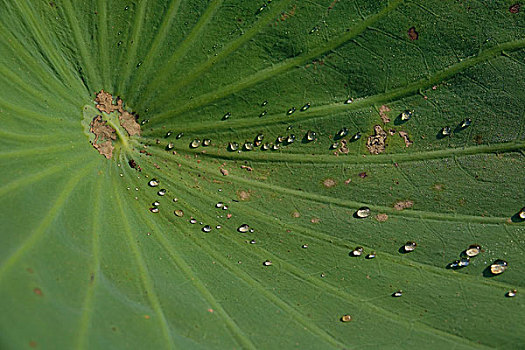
[1, 0, 525, 349]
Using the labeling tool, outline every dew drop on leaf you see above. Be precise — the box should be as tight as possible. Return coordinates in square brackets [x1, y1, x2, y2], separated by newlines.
[148, 179, 159, 187]
[261, 100, 268, 107]
[215, 202, 224, 208]
[300, 103, 310, 111]
[344, 98, 353, 104]
[440, 126, 451, 136]
[150, 207, 159, 213]
[337, 127, 348, 138]
[176, 132, 184, 139]
[261, 143, 270, 151]
[518, 207, 525, 220]
[263, 260, 272, 266]
[157, 189, 166, 196]
[238, 224, 250, 233]
[465, 244, 481, 257]
[174, 210, 184, 217]
[255, 134, 264, 142]
[306, 130, 316, 142]
[250, 239, 256, 244]
[286, 134, 295, 144]
[350, 246, 364, 257]
[460, 118, 472, 128]
[216, 225, 222, 229]
[165, 131, 172, 138]
[222, 112, 231, 120]
[287, 107, 296, 115]
[351, 132, 361, 141]
[271, 144, 280, 151]
[228, 142, 239, 151]
[302, 244, 308, 249]
[506, 289, 517, 297]
[259, 111, 267, 117]
[355, 207, 370, 218]
[166, 142, 174, 150]
[243, 142, 254, 151]
[190, 218, 197, 224]
[202, 225, 212, 232]
[202, 139, 211, 147]
[330, 142, 339, 150]
[275, 136, 284, 144]
[403, 241, 417, 252]
[392, 290, 403, 297]
[490, 260, 508, 275]
[366, 252, 376, 259]
[400, 110, 413, 121]
[190, 139, 201, 148]
[152, 201, 160, 207]
[340, 315, 352, 322]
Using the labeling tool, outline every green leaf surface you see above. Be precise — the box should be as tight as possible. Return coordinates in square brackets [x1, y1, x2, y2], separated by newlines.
[1, 0, 524, 349]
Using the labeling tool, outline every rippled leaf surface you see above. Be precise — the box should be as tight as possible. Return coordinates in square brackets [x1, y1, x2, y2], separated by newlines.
[1, 1, 525, 349]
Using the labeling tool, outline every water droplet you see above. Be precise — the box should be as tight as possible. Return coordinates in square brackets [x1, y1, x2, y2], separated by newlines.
[261, 100, 268, 107]
[366, 252, 376, 259]
[340, 315, 352, 322]
[448, 260, 460, 268]
[440, 126, 451, 136]
[249, 228, 254, 233]
[250, 239, 257, 244]
[464, 244, 481, 257]
[344, 98, 353, 104]
[148, 179, 159, 187]
[275, 136, 284, 144]
[176, 132, 184, 139]
[259, 111, 267, 117]
[506, 289, 517, 297]
[222, 112, 231, 120]
[190, 139, 201, 148]
[173, 198, 178, 202]
[216, 225, 222, 229]
[157, 189, 166, 196]
[306, 130, 316, 142]
[287, 107, 296, 115]
[140, 119, 149, 125]
[150, 207, 159, 213]
[243, 142, 254, 151]
[228, 142, 239, 151]
[320, 273, 326, 278]
[215, 202, 224, 209]
[124, 6, 129, 10]
[202, 139, 211, 147]
[300, 103, 310, 111]
[255, 134, 264, 142]
[350, 246, 364, 257]
[263, 260, 272, 266]
[490, 259, 508, 275]
[152, 201, 160, 207]
[117, 41, 122, 47]
[136, 61, 142, 68]
[174, 210, 184, 217]
[286, 134, 295, 144]
[256, 4, 267, 14]
[518, 207, 525, 220]
[165, 131, 172, 138]
[287, 125, 293, 130]
[460, 118, 472, 128]
[404, 241, 417, 252]
[351, 132, 361, 141]
[202, 225, 212, 232]
[238, 224, 250, 233]
[302, 244, 308, 249]
[119, 173, 123, 177]
[400, 110, 413, 121]
[309, 26, 319, 34]
[337, 127, 348, 138]
[189, 218, 197, 224]
[355, 207, 370, 218]
[271, 144, 280, 151]
[392, 290, 403, 297]
[222, 205, 228, 210]
[166, 142, 174, 150]
[261, 143, 270, 151]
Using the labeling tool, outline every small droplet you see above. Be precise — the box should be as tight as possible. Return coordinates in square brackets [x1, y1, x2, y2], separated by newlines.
[285, 134, 295, 144]
[190, 139, 201, 148]
[392, 290, 403, 297]
[306, 130, 316, 142]
[124, 6, 129, 10]
[465, 244, 481, 257]
[256, 4, 267, 14]
[222, 112, 231, 120]
[458, 256, 470, 267]
[228, 142, 239, 151]
[517, 207, 525, 220]
[259, 111, 267, 117]
[141, 119, 149, 125]
[166, 142, 174, 150]
[173, 198, 178, 202]
[350, 246, 364, 257]
[300, 103, 310, 111]
[254, 140, 262, 147]
[344, 98, 353, 104]
[255, 134, 264, 142]
[165, 131, 173, 138]
[274, 136, 284, 144]
[287, 107, 296, 115]
[271, 144, 280, 151]
[400, 110, 413, 121]
[157, 189, 166, 196]
[355, 207, 370, 218]
[340, 315, 352, 322]
[460, 118, 472, 128]
[330, 142, 339, 150]
[261, 100, 268, 107]
[176, 132, 184, 139]
[440, 126, 451, 136]
[287, 125, 293, 130]
[202, 225, 212, 232]
[243, 142, 254, 151]
[263, 260, 272, 266]
[216, 225, 222, 229]
[302, 244, 308, 249]
[309, 26, 319, 34]
[202, 139, 211, 147]
[249, 228, 255, 233]
[148, 179, 159, 187]
[448, 260, 460, 268]
[238, 224, 250, 233]
[189, 218, 197, 224]
[222, 205, 228, 210]
[490, 259, 508, 275]
[250, 239, 257, 244]
[174, 210, 184, 217]
[150, 207, 159, 213]
[366, 252, 376, 259]
[320, 273, 326, 278]
[506, 289, 517, 297]
[351, 132, 361, 141]
[136, 61, 142, 68]
[337, 127, 348, 138]
[215, 202, 224, 208]
[261, 143, 270, 151]
[152, 201, 160, 207]
[404, 241, 417, 252]
[117, 41, 122, 47]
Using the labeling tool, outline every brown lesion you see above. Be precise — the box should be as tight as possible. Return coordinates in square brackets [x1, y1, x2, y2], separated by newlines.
[95, 90, 141, 137]
[398, 131, 413, 147]
[366, 125, 387, 154]
[89, 115, 116, 159]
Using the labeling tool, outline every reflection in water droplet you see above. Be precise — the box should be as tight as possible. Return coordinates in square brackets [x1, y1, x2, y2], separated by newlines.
[158, 189, 166, 196]
[202, 139, 211, 147]
[460, 118, 472, 128]
[287, 107, 296, 115]
[190, 218, 197, 224]
[350, 246, 364, 257]
[337, 127, 348, 138]
[306, 130, 316, 141]
[216, 225, 222, 229]
[243, 142, 254, 151]
[355, 207, 370, 218]
[263, 260, 272, 266]
[287, 125, 293, 130]
[300, 103, 310, 111]
[202, 225, 212, 232]
[465, 244, 481, 257]
[238, 224, 250, 233]
[148, 179, 159, 187]
[302, 244, 308, 249]
[261, 100, 268, 107]
[506, 289, 517, 297]
[190, 139, 201, 148]
[404, 241, 417, 252]
[152, 201, 160, 207]
[117, 41, 122, 47]
[150, 207, 159, 213]
[136, 62, 142, 68]
[174, 210, 184, 217]
[228, 142, 239, 151]
[518, 207, 525, 220]
[222, 205, 228, 210]
[165, 131, 173, 138]
[340, 315, 352, 322]
[490, 259, 508, 275]
[400, 110, 413, 121]
[222, 112, 231, 120]
[261, 143, 270, 151]
[249, 228, 254, 233]
[344, 98, 353, 104]
[366, 252, 376, 259]
[176, 132, 184, 139]
[392, 290, 403, 297]
[440, 126, 451, 136]
[173, 198, 178, 202]
[351, 132, 361, 141]
[166, 142, 174, 150]
[458, 256, 470, 267]
[259, 111, 267, 117]
[250, 239, 257, 244]
[216, 202, 224, 208]
[286, 134, 295, 144]
[320, 273, 326, 278]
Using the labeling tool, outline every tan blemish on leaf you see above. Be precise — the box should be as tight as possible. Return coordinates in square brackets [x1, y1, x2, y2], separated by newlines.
[379, 105, 391, 123]
[95, 90, 141, 137]
[33, 288, 43, 296]
[311, 217, 320, 224]
[433, 183, 444, 191]
[344, 178, 352, 184]
[95, 90, 118, 114]
[398, 131, 413, 147]
[119, 110, 141, 136]
[338, 139, 349, 154]
[366, 125, 387, 154]
[89, 116, 116, 159]
[375, 213, 389, 222]
[237, 190, 251, 201]
[93, 140, 114, 159]
[220, 168, 229, 176]
[292, 211, 301, 218]
[323, 178, 336, 188]
[240, 165, 253, 172]
[394, 200, 414, 211]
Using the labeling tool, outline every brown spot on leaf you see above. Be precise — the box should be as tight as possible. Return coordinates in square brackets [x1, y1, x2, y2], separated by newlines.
[220, 168, 229, 176]
[433, 183, 444, 191]
[95, 90, 117, 114]
[394, 200, 414, 211]
[509, 3, 520, 13]
[338, 139, 349, 154]
[366, 125, 387, 154]
[323, 178, 337, 188]
[29, 341, 37, 348]
[379, 105, 391, 123]
[344, 178, 352, 184]
[292, 211, 301, 218]
[398, 131, 413, 147]
[119, 110, 141, 136]
[240, 165, 253, 172]
[93, 140, 114, 159]
[33, 288, 43, 296]
[375, 213, 389, 222]
[310, 217, 320, 224]
[237, 190, 251, 201]
[408, 26, 419, 40]
[474, 134, 483, 144]
[26, 267, 34, 274]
